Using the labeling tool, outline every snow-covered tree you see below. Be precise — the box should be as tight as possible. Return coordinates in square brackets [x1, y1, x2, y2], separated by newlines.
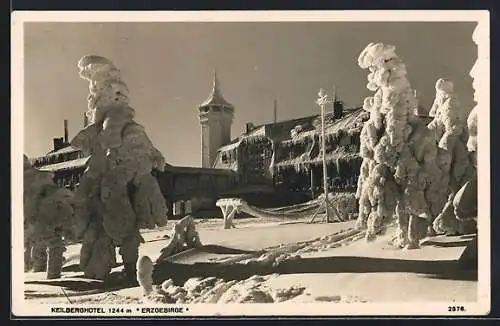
[467, 23, 480, 156]
[355, 43, 439, 249]
[467, 106, 478, 154]
[445, 24, 480, 227]
[428, 79, 476, 235]
[24, 154, 74, 279]
[70, 55, 168, 280]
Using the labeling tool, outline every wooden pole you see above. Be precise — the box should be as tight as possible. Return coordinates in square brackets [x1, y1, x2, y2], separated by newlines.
[273, 98, 278, 123]
[63, 119, 69, 143]
[320, 97, 330, 222]
[310, 167, 315, 199]
[332, 85, 337, 113]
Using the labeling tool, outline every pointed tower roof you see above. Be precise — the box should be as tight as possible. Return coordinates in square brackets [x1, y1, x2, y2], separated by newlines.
[199, 72, 234, 109]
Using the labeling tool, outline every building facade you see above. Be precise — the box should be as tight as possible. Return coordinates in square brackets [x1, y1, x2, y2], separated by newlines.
[213, 102, 369, 202]
[29, 120, 88, 190]
[28, 75, 383, 216]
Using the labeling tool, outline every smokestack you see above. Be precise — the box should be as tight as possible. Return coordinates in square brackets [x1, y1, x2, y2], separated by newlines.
[333, 101, 344, 120]
[332, 86, 344, 119]
[53, 137, 64, 151]
[332, 85, 337, 114]
[246, 123, 255, 134]
[273, 99, 277, 123]
[63, 119, 69, 143]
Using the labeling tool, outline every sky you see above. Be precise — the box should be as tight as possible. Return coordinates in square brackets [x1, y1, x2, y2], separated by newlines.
[23, 21, 477, 167]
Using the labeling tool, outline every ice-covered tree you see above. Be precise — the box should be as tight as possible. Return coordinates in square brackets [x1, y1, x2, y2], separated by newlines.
[467, 107, 478, 154]
[439, 24, 480, 228]
[70, 55, 168, 280]
[428, 79, 476, 235]
[355, 43, 439, 249]
[24, 154, 74, 279]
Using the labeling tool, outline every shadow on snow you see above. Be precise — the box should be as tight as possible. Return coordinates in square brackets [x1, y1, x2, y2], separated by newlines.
[25, 241, 477, 294]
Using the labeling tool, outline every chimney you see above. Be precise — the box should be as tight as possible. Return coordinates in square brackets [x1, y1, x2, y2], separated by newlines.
[246, 123, 255, 134]
[53, 137, 64, 151]
[332, 85, 337, 114]
[273, 99, 278, 123]
[63, 119, 69, 143]
[333, 101, 344, 120]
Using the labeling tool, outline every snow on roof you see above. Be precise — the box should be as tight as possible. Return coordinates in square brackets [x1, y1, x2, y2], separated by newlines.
[46, 145, 81, 156]
[38, 156, 89, 172]
[217, 140, 241, 152]
[320, 108, 367, 136]
[274, 148, 361, 171]
[263, 116, 318, 141]
[216, 107, 366, 157]
[296, 109, 366, 139]
[281, 108, 367, 145]
[164, 164, 237, 176]
[246, 125, 267, 138]
[273, 109, 367, 171]
[216, 125, 268, 153]
[217, 116, 320, 154]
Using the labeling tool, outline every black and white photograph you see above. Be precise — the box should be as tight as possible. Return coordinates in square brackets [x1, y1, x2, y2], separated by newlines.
[11, 10, 490, 317]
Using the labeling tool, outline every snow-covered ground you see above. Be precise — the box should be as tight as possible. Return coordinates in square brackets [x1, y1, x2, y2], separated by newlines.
[24, 216, 477, 305]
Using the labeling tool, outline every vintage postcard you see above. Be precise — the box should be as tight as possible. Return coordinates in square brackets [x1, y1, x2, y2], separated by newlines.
[11, 10, 490, 317]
